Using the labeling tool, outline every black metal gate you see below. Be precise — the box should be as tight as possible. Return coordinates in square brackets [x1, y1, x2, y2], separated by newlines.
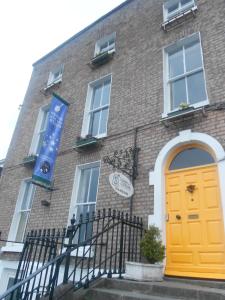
[0, 209, 144, 300]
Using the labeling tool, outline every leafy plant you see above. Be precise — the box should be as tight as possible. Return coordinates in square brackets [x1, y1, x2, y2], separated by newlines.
[179, 102, 189, 110]
[140, 225, 165, 264]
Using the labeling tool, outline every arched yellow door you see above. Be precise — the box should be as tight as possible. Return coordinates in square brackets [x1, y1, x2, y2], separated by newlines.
[165, 145, 225, 279]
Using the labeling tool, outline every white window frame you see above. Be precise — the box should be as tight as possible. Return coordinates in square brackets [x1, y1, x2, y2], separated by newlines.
[68, 161, 101, 226]
[65, 161, 100, 257]
[0, 261, 19, 295]
[81, 74, 112, 139]
[163, 0, 196, 22]
[3, 179, 36, 252]
[46, 64, 64, 88]
[94, 32, 116, 56]
[162, 32, 208, 117]
[29, 104, 50, 156]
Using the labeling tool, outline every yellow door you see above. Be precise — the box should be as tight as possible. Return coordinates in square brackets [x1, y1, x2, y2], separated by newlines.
[165, 164, 225, 279]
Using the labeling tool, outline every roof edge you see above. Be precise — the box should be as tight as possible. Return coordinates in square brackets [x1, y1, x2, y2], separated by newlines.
[33, 0, 134, 67]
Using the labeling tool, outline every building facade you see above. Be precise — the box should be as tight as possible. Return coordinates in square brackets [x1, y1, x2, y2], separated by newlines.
[1, 0, 225, 290]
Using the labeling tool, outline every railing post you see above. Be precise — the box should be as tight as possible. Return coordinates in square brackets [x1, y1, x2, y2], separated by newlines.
[63, 214, 75, 284]
[49, 257, 62, 300]
[118, 213, 124, 279]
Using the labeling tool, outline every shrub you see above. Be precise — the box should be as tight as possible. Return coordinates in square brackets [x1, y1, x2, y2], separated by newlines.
[140, 225, 165, 264]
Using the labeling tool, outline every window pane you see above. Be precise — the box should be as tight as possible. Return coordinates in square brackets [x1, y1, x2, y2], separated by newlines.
[99, 108, 108, 135]
[76, 204, 91, 242]
[187, 71, 207, 104]
[36, 132, 45, 154]
[86, 204, 95, 240]
[92, 85, 102, 109]
[21, 182, 34, 210]
[90, 111, 100, 136]
[168, 2, 179, 13]
[77, 169, 91, 203]
[101, 80, 111, 106]
[185, 41, 202, 72]
[169, 48, 184, 78]
[100, 42, 108, 52]
[37, 109, 49, 155]
[109, 39, 115, 46]
[53, 70, 61, 80]
[88, 167, 100, 203]
[89, 204, 96, 216]
[21, 183, 31, 210]
[16, 212, 28, 242]
[171, 78, 187, 109]
[40, 110, 49, 131]
[181, 0, 193, 6]
[26, 183, 35, 210]
[76, 204, 88, 219]
[169, 148, 214, 170]
[6, 278, 17, 300]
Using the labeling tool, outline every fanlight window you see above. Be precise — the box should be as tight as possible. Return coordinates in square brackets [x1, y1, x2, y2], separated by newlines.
[169, 147, 215, 170]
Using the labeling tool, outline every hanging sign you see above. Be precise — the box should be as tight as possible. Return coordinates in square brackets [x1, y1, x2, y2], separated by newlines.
[32, 93, 69, 189]
[109, 172, 134, 198]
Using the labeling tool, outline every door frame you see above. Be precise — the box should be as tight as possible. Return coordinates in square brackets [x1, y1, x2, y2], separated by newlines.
[148, 130, 225, 261]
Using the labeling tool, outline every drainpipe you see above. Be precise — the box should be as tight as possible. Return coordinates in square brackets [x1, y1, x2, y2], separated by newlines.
[129, 127, 139, 217]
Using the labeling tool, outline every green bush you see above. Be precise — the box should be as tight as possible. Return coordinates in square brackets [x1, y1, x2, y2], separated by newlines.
[140, 225, 165, 264]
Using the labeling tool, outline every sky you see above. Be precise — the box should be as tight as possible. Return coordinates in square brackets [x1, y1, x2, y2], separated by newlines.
[0, 0, 125, 160]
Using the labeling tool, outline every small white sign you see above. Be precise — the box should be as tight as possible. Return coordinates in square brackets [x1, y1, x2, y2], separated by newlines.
[109, 172, 134, 198]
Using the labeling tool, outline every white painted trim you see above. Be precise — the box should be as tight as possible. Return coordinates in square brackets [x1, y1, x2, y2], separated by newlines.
[1, 243, 24, 253]
[148, 130, 225, 252]
[81, 74, 112, 138]
[0, 260, 19, 294]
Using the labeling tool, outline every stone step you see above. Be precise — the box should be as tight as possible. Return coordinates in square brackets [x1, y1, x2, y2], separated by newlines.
[164, 276, 225, 290]
[91, 278, 225, 300]
[84, 287, 184, 300]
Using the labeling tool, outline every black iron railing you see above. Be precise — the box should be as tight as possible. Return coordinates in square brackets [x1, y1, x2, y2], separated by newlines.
[0, 209, 144, 300]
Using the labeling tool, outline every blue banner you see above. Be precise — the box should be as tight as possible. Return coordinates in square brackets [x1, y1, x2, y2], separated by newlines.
[32, 94, 69, 189]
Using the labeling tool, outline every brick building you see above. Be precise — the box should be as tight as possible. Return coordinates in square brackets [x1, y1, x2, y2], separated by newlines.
[1, 0, 225, 292]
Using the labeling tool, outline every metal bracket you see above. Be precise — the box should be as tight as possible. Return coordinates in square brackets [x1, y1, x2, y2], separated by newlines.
[103, 147, 140, 180]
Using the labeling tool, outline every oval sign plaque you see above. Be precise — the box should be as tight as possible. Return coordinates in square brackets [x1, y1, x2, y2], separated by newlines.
[109, 172, 134, 198]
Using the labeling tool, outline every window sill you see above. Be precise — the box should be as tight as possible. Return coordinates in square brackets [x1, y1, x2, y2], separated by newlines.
[1, 243, 24, 253]
[90, 49, 115, 68]
[22, 155, 37, 167]
[73, 136, 103, 152]
[161, 106, 207, 126]
[162, 100, 209, 118]
[165, 106, 195, 119]
[162, 6, 198, 31]
[44, 79, 62, 92]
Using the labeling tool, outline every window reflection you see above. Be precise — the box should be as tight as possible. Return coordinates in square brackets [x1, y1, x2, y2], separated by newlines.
[169, 148, 214, 170]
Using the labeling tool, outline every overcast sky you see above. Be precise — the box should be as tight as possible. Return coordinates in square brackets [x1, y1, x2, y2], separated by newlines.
[0, 0, 125, 160]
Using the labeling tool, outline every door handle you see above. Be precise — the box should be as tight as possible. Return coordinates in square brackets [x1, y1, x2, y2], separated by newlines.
[176, 215, 181, 220]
